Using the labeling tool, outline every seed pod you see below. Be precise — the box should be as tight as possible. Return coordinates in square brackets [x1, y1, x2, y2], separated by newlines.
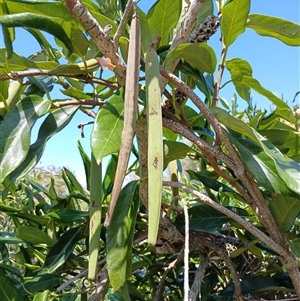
[188, 15, 220, 43]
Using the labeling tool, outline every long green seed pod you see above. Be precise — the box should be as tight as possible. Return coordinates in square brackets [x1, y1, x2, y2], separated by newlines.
[146, 37, 163, 248]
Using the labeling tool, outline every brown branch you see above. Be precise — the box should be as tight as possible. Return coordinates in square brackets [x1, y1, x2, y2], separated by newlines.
[154, 253, 184, 301]
[113, 0, 133, 49]
[188, 253, 209, 301]
[212, 38, 227, 107]
[0, 70, 120, 90]
[64, 0, 126, 85]
[53, 99, 105, 108]
[162, 181, 290, 259]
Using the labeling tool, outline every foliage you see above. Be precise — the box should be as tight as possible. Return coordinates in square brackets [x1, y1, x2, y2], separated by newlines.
[0, 0, 300, 300]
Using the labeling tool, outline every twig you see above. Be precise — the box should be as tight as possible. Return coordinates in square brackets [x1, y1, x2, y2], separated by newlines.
[162, 181, 290, 260]
[154, 252, 184, 301]
[113, 0, 133, 49]
[183, 199, 189, 301]
[0, 70, 120, 90]
[53, 99, 105, 107]
[188, 253, 209, 301]
[56, 259, 106, 292]
[212, 38, 227, 107]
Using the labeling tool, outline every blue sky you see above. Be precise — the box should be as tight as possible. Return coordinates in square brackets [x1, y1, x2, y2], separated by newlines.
[6, 0, 300, 184]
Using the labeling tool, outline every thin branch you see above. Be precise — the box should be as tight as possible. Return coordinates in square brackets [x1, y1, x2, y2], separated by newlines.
[183, 199, 190, 301]
[160, 67, 245, 177]
[188, 253, 209, 301]
[0, 70, 120, 90]
[162, 181, 290, 260]
[212, 38, 227, 107]
[53, 99, 105, 107]
[113, 0, 133, 49]
[154, 252, 184, 301]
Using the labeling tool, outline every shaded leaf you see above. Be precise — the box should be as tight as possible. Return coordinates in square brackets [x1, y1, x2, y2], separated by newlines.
[175, 204, 239, 231]
[0, 267, 25, 301]
[229, 130, 290, 194]
[18, 226, 54, 246]
[269, 195, 300, 233]
[0, 95, 51, 183]
[221, 0, 250, 46]
[288, 239, 300, 259]
[165, 43, 217, 73]
[107, 181, 139, 291]
[212, 108, 300, 195]
[43, 227, 84, 272]
[163, 140, 193, 169]
[91, 93, 124, 161]
[47, 209, 89, 223]
[147, 0, 181, 46]
[247, 14, 300, 46]
[24, 274, 62, 293]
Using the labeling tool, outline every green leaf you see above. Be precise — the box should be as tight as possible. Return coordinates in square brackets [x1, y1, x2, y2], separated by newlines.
[288, 239, 300, 259]
[229, 130, 290, 194]
[269, 195, 300, 233]
[47, 209, 89, 223]
[4, 0, 73, 22]
[77, 139, 91, 190]
[32, 290, 50, 301]
[0, 49, 58, 73]
[12, 213, 50, 226]
[212, 108, 300, 195]
[187, 170, 235, 193]
[165, 43, 217, 73]
[91, 92, 124, 161]
[0, 96, 51, 183]
[18, 226, 54, 247]
[43, 227, 84, 273]
[63, 167, 86, 196]
[163, 140, 192, 169]
[246, 14, 300, 46]
[226, 58, 252, 101]
[24, 274, 62, 294]
[4, 105, 77, 187]
[107, 181, 139, 291]
[175, 204, 233, 231]
[147, 0, 181, 46]
[0, 13, 73, 56]
[240, 76, 297, 125]
[221, 0, 250, 46]
[0, 267, 25, 301]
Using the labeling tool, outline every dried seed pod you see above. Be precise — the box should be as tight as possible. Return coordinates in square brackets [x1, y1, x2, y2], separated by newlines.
[162, 88, 186, 118]
[188, 15, 220, 43]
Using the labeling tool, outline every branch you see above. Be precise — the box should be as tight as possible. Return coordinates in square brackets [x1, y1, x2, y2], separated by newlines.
[162, 181, 290, 260]
[160, 67, 245, 176]
[64, 0, 126, 85]
[188, 253, 209, 301]
[0, 70, 120, 90]
[160, 0, 206, 90]
[53, 99, 105, 107]
[113, 0, 133, 49]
